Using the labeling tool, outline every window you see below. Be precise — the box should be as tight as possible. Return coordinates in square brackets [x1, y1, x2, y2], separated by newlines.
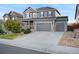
[30, 13, 33, 18]
[26, 13, 29, 18]
[23, 13, 26, 18]
[22, 21, 28, 26]
[4, 17, 8, 21]
[33, 13, 37, 18]
[44, 12, 47, 17]
[40, 12, 43, 17]
[37, 13, 40, 18]
[48, 11, 51, 17]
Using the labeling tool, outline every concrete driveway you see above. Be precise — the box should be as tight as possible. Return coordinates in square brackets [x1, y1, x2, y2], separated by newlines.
[0, 32, 79, 54]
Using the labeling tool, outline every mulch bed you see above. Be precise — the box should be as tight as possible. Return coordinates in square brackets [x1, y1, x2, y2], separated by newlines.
[58, 32, 79, 48]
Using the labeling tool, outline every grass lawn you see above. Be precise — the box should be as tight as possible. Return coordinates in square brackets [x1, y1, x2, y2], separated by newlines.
[0, 34, 18, 40]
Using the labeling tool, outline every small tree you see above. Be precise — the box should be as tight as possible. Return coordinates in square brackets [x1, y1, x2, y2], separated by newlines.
[71, 23, 79, 38]
[71, 23, 78, 30]
[4, 19, 21, 33]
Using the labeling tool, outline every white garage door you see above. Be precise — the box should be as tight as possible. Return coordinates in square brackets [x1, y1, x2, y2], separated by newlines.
[36, 23, 52, 31]
[56, 23, 65, 31]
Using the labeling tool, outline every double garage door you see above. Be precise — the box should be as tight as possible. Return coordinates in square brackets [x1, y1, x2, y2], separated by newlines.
[35, 22, 65, 32]
[36, 23, 52, 31]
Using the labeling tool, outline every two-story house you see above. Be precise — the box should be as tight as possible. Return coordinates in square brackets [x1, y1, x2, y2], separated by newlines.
[3, 7, 68, 32]
[3, 11, 23, 21]
[22, 7, 68, 32]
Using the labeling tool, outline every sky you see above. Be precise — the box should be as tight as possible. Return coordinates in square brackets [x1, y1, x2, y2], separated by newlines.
[0, 4, 76, 23]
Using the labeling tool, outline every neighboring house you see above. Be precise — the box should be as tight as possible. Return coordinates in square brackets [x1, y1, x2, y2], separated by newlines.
[3, 7, 68, 32]
[3, 11, 23, 21]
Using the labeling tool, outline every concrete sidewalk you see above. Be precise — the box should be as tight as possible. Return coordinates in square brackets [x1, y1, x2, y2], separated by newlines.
[0, 32, 79, 54]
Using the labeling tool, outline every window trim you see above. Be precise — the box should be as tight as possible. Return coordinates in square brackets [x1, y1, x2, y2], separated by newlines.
[48, 11, 52, 17]
[44, 11, 48, 17]
[40, 12, 44, 17]
[26, 13, 30, 18]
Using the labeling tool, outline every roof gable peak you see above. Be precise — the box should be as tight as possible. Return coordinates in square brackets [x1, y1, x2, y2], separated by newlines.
[24, 6, 37, 13]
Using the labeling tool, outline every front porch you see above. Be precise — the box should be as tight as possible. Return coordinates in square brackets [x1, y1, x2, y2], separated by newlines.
[21, 20, 34, 31]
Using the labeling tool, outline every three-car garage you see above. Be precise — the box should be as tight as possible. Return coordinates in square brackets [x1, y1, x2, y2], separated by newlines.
[34, 17, 68, 32]
[34, 21, 66, 32]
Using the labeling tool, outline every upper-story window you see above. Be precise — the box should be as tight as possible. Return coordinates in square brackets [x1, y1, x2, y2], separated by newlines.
[37, 13, 40, 18]
[30, 13, 33, 18]
[4, 17, 8, 21]
[33, 13, 37, 18]
[23, 13, 26, 18]
[48, 11, 51, 17]
[26, 13, 29, 18]
[40, 12, 43, 17]
[44, 12, 47, 17]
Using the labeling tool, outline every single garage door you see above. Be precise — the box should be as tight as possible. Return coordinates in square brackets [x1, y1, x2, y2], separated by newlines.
[36, 23, 51, 31]
[56, 23, 65, 31]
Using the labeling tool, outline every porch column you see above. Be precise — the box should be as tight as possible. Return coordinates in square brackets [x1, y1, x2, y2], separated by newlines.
[32, 12, 33, 18]
[52, 20, 55, 32]
[29, 21, 30, 28]
[34, 22, 36, 31]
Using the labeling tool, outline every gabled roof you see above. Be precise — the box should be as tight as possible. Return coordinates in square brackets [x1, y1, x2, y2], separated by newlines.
[23, 6, 60, 15]
[3, 11, 23, 18]
[23, 7, 37, 13]
[3, 13, 9, 17]
[37, 7, 56, 10]
[9, 11, 23, 18]
[37, 7, 60, 15]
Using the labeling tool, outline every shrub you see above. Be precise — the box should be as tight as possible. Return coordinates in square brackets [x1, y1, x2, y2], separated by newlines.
[67, 23, 79, 32]
[21, 28, 31, 34]
[71, 23, 79, 30]
[4, 19, 21, 33]
[21, 29, 25, 32]
[0, 23, 6, 34]
[0, 29, 5, 34]
[67, 25, 73, 31]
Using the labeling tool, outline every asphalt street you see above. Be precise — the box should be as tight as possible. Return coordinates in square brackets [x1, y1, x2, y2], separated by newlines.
[0, 44, 49, 54]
